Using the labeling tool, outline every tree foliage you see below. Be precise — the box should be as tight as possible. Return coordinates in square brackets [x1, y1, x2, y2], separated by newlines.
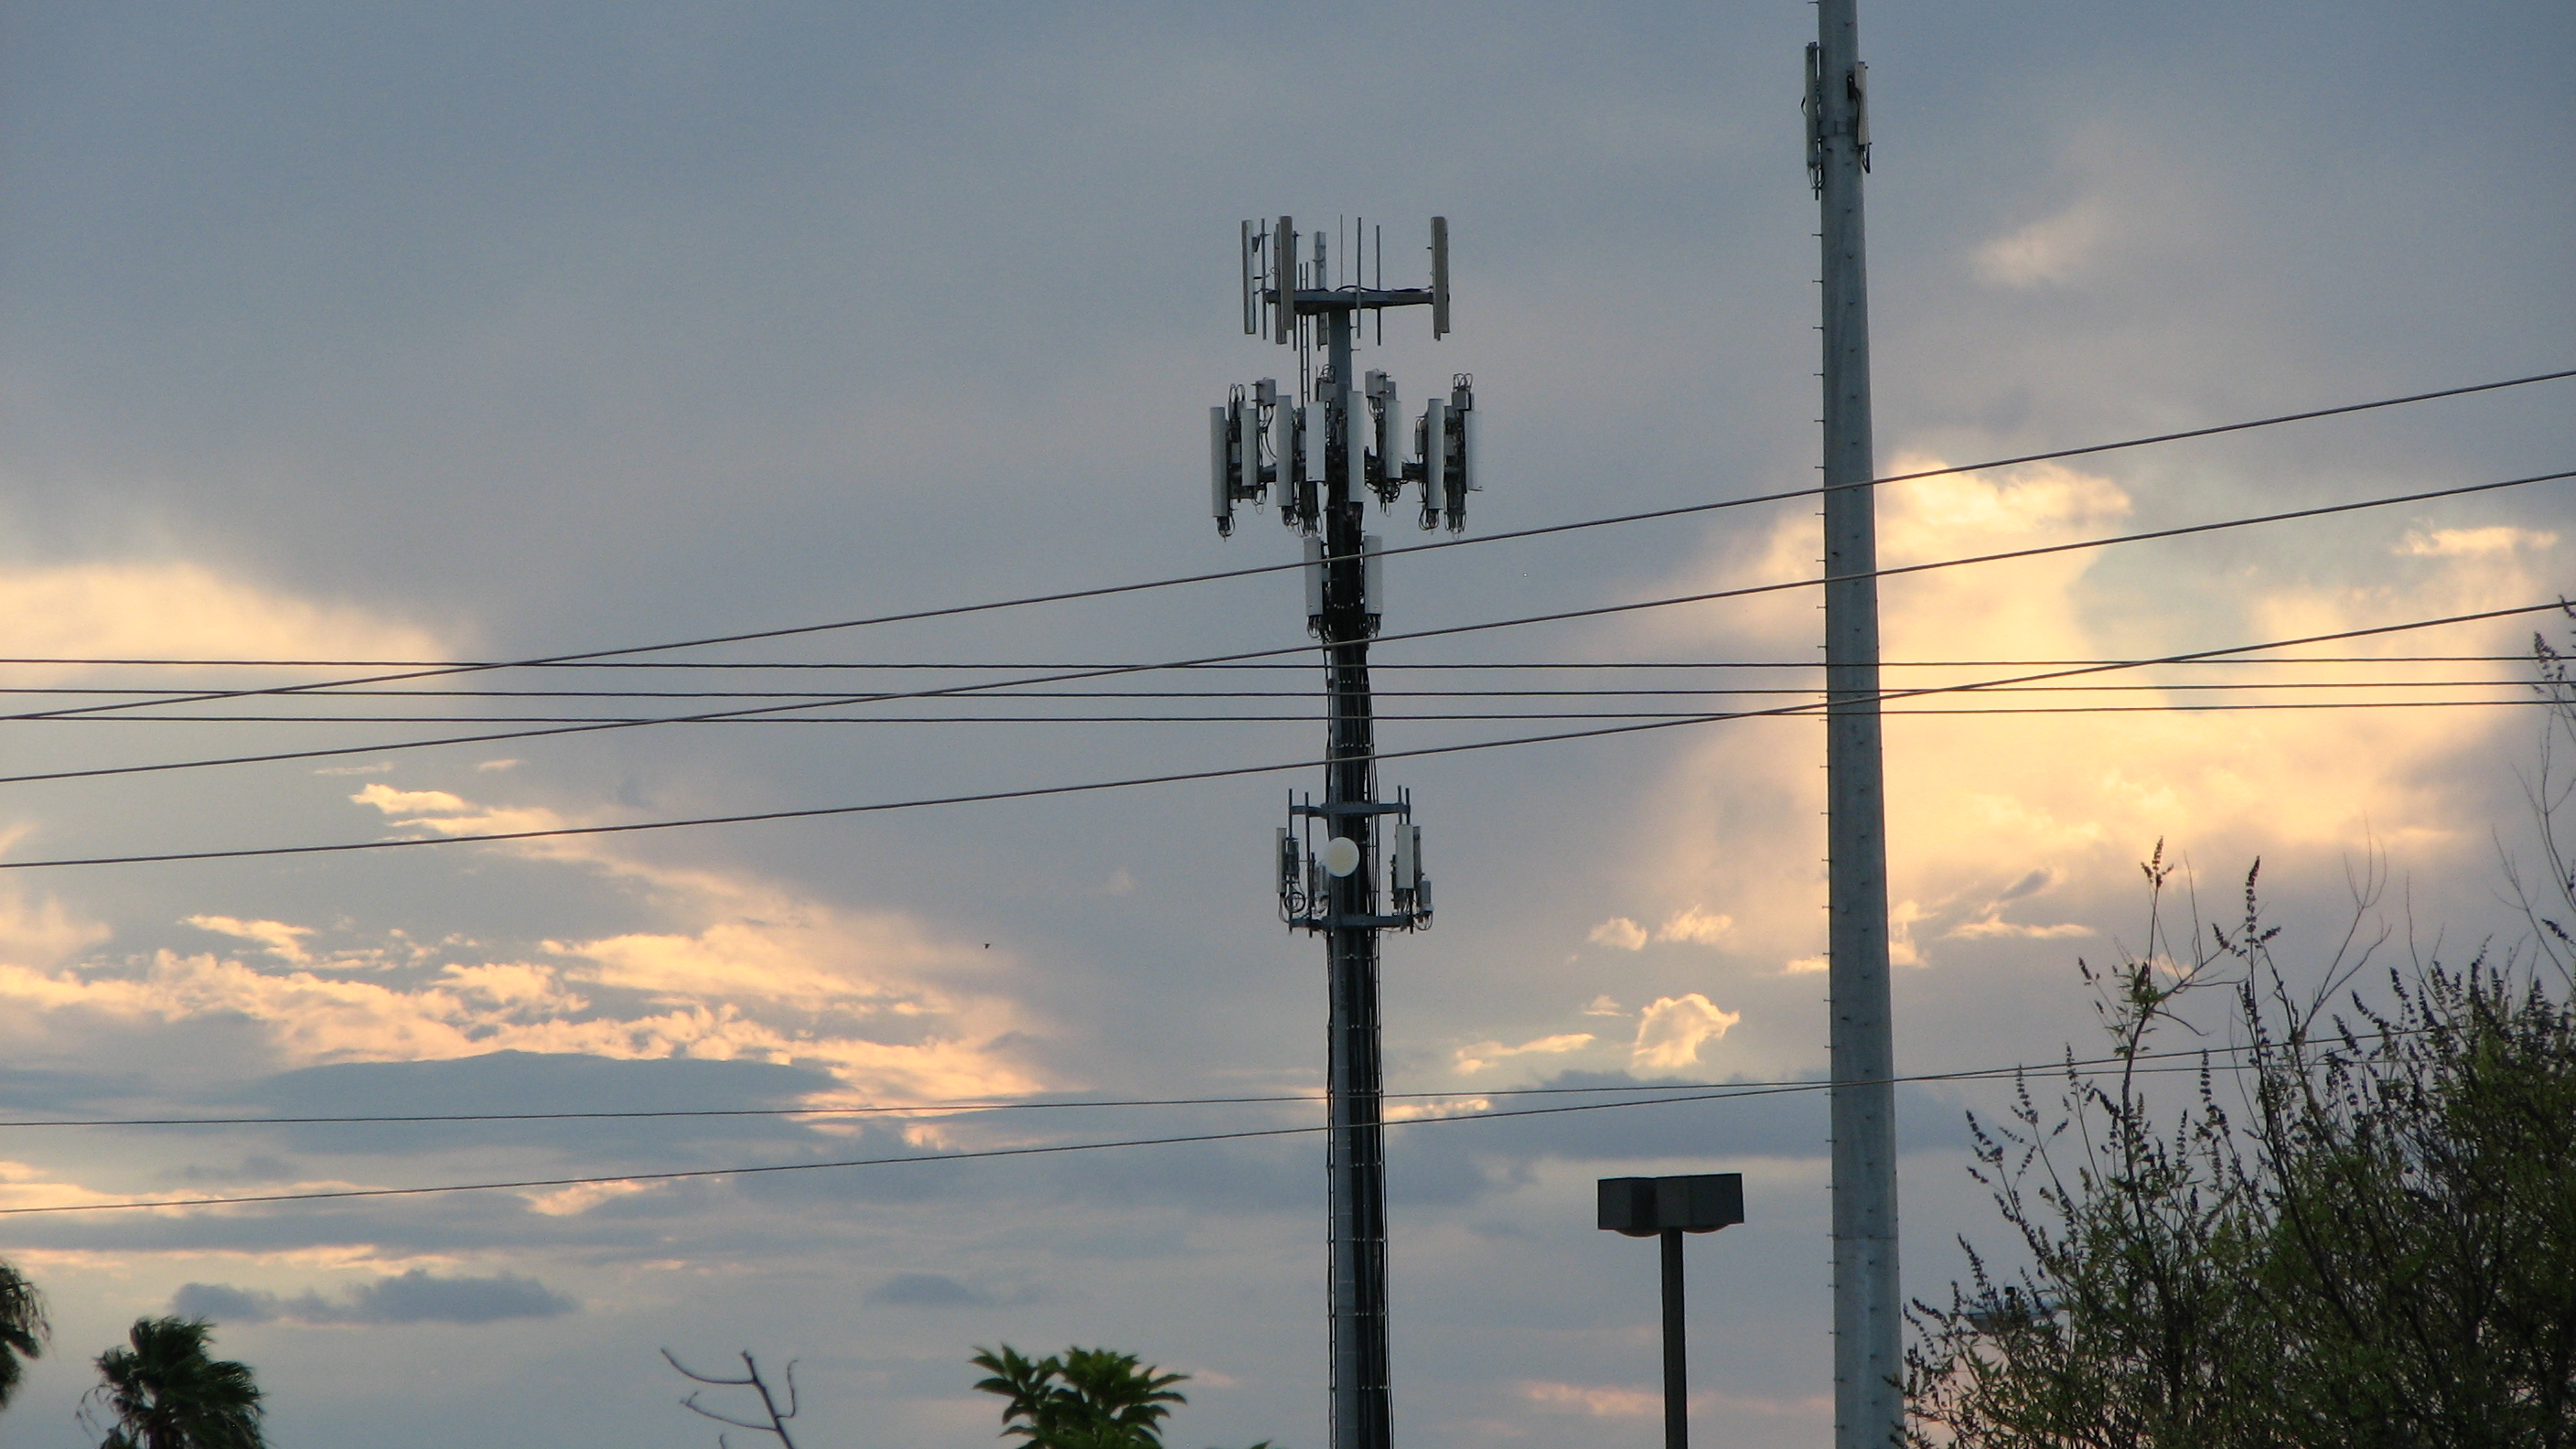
[0, 1258, 47, 1411]
[1905, 639, 2576, 1448]
[83, 1317, 265, 1449]
[971, 1344, 1198, 1449]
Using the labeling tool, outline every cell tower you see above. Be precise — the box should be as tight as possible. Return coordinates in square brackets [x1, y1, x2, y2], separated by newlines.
[1206, 215, 1476, 1449]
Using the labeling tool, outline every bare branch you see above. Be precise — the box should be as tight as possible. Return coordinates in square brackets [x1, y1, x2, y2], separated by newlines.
[662, 1347, 801, 1449]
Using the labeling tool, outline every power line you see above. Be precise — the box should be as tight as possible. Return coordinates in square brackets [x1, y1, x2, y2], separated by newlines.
[0, 1028, 2443, 1134]
[0, 1039, 2327, 1217]
[8, 368, 2569, 725]
[2, 698, 2549, 728]
[0, 654, 2538, 672]
[1, 602, 2554, 872]
[0, 675, 2537, 703]
[4, 467, 2565, 788]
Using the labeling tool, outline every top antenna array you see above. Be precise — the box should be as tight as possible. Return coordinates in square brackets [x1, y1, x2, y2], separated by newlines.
[1240, 216, 1452, 346]
[1210, 215, 1476, 540]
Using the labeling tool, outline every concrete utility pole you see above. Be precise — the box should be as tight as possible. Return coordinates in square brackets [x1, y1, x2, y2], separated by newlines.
[1208, 217, 1474, 1449]
[1806, 5, 1903, 1445]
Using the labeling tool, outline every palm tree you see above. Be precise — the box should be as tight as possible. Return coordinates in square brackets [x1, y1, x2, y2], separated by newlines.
[0, 1258, 48, 1411]
[971, 1344, 1186, 1449]
[85, 1317, 265, 1449]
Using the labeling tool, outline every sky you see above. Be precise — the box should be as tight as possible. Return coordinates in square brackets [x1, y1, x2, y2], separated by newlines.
[1, 3, 2571, 1446]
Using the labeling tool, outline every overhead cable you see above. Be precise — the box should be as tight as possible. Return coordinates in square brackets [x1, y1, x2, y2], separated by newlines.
[9, 367, 2569, 724]
[4, 467, 2566, 788]
[2, 700, 2541, 727]
[1, 603, 2555, 872]
[0, 654, 2538, 672]
[0, 1029, 2444, 1135]
[0, 1039, 2336, 1216]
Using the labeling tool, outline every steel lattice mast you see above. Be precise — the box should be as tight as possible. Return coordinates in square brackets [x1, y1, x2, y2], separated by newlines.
[1208, 216, 1476, 1449]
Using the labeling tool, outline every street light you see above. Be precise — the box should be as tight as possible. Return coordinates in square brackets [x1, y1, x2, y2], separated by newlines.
[1598, 1173, 1745, 1449]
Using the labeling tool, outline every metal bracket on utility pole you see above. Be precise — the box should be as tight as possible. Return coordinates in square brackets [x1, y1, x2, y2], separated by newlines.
[1207, 215, 1482, 1449]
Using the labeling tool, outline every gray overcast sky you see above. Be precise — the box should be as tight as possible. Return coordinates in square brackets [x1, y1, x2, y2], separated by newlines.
[2, 4, 2571, 1446]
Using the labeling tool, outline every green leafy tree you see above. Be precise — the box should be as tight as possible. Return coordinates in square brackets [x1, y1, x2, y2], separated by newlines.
[1905, 632, 2576, 1447]
[83, 1317, 265, 1449]
[0, 1258, 47, 1411]
[972, 1344, 1261, 1449]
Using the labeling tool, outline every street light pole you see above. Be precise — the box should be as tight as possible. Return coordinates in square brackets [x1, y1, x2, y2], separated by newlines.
[1661, 1227, 1688, 1449]
[1600, 1174, 1747, 1449]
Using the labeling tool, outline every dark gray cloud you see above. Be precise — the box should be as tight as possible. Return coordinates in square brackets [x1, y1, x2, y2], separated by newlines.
[229, 1050, 849, 1157]
[861, 1272, 1038, 1309]
[171, 1269, 576, 1326]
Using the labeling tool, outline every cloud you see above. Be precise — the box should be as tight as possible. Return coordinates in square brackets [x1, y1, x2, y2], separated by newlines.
[1587, 918, 1648, 950]
[864, 1272, 996, 1307]
[0, 889, 112, 970]
[2397, 525, 2557, 556]
[1654, 907, 1733, 945]
[0, 560, 445, 686]
[1620, 449, 2548, 982]
[1581, 995, 1626, 1016]
[184, 916, 314, 964]
[1454, 1033, 1594, 1074]
[1520, 1380, 1661, 1418]
[1630, 995, 1741, 1069]
[1520, 1381, 1834, 1421]
[1948, 918, 2096, 940]
[350, 783, 564, 840]
[1588, 907, 1732, 950]
[1972, 200, 2108, 288]
[170, 1270, 576, 1326]
[521, 1180, 658, 1217]
[1992, 868, 2058, 905]
[0, 778, 1041, 1103]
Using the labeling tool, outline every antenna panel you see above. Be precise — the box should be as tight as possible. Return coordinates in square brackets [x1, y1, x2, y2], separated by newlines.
[1376, 376, 1398, 488]
[1363, 533, 1384, 617]
[1442, 386, 1471, 531]
[1430, 216, 1451, 338]
[1343, 395, 1366, 496]
[1272, 217, 1295, 344]
[1418, 398, 1446, 531]
[1303, 534, 1326, 621]
[1209, 405, 1233, 534]
[1240, 220, 1260, 336]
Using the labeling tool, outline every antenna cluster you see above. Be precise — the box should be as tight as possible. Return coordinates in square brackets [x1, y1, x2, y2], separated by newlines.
[1276, 792, 1433, 932]
[1197, 211, 1479, 1449]
[1209, 216, 1478, 538]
